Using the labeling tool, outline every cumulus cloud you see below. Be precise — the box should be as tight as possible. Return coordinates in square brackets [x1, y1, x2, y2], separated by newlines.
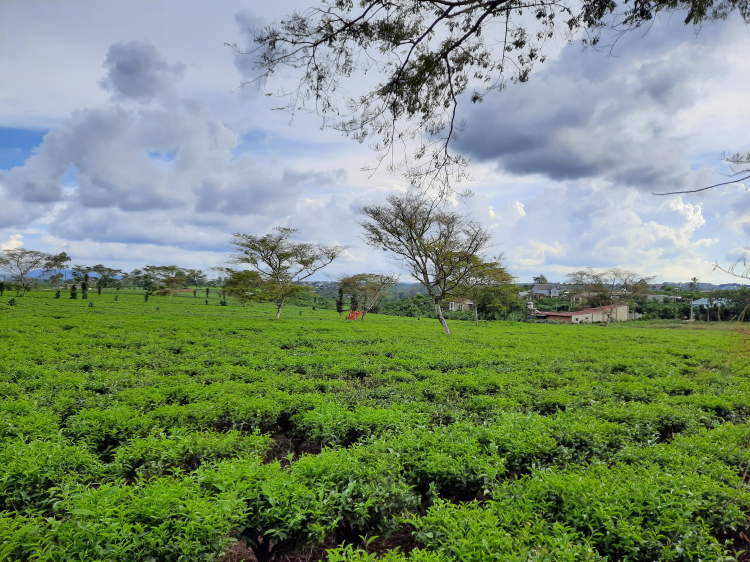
[0, 41, 356, 255]
[99, 41, 185, 103]
[455, 19, 737, 193]
[1, 234, 23, 250]
[1, 5, 747, 282]
[468, 182, 724, 280]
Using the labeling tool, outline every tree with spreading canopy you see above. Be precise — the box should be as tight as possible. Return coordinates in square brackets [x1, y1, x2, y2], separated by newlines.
[231, 0, 748, 196]
[184, 269, 208, 289]
[338, 273, 399, 319]
[360, 192, 493, 334]
[44, 252, 71, 288]
[162, 274, 189, 298]
[454, 256, 514, 325]
[220, 269, 268, 306]
[230, 228, 347, 318]
[0, 248, 52, 297]
[90, 264, 122, 292]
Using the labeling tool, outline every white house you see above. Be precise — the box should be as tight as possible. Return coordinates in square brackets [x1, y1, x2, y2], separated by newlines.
[531, 284, 560, 297]
[540, 305, 630, 323]
[448, 299, 474, 311]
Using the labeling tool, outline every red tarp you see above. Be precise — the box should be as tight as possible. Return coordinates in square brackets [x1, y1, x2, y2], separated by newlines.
[346, 310, 363, 320]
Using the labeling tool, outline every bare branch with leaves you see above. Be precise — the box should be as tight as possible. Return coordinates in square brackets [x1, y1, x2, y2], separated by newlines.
[233, 0, 748, 197]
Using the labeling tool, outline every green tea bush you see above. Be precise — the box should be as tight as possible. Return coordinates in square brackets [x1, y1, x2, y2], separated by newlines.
[0, 400, 60, 441]
[44, 477, 242, 562]
[405, 497, 603, 562]
[111, 429, 271, 478]
[405, 462, 748, 562]
[64, 406, 153, 455]
[0, 291, 747, 561]
[0, 511, 48, 561]
[0, 438, 102, 512]
[197, 458, 337, 561]
[369, 424, 506, 499]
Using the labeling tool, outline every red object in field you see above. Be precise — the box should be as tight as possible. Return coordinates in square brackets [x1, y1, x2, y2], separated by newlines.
[346, 310, 363, 320]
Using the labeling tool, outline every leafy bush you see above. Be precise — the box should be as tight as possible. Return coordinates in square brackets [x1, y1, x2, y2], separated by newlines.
[111, 429, 271, 478]
[0, 438, 102, 512]
[0, 291, 747, 561]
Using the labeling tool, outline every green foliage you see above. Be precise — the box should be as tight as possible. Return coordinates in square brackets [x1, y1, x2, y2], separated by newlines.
[0, 291, 748, 561]
[0, 438, 102, 512]
[336, 286, 345, 316]
[111, 429, 271, 479]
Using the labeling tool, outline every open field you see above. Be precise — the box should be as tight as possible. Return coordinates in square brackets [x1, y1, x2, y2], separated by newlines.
[1, 291, 749, 561]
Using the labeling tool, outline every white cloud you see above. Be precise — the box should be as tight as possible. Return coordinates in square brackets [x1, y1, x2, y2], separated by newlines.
[1, 234, 23, 251]
[0, 1, 748, 284]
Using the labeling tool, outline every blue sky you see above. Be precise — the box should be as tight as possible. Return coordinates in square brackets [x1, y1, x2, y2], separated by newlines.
[0, 128, 47, 170]
[1, 0, 748, 283]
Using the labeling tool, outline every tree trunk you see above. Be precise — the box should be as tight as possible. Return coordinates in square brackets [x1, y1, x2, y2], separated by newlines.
[276, 298, 285, 318]
[361, 310, 367, 320]
[434, 302, 451, 335]
[21, 284, 27, 297]
[474, 305, 478, 326]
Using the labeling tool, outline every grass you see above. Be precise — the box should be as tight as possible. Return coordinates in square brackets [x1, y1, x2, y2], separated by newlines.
[0, 290, 748, 561]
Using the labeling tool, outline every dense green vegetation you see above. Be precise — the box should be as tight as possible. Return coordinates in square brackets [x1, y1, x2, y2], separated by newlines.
[1, 291, 748, 561]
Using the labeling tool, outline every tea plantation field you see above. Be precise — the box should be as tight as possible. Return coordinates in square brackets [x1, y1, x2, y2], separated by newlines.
[1, 292, 748, 561]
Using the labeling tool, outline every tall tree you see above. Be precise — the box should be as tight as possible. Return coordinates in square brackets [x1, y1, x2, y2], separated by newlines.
[235, 0, 747, 196]
[456, 257, 514, 326]
[230, 228, 347, 318]
[91, 264, 122, 290]
[338, 273, 399, 319]
[44, 252, 71, 288]
[220, 269, 267, 307]
[533, 274, 548, 285]
[162, 274, 189, 299]
[567, 267, 654, 326]
[360, 192, 492, 334]
[335, 286, 345, 319]
[184, 269, 208, 288]
[0, 248, 52, 297]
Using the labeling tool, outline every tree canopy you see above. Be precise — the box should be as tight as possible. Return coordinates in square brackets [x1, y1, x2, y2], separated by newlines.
[360, 192, 493, 334]
[337, 273, 399, 318]
[0, 248, 52, 297]
[234, 0, 748, 195]
[230, 228, 347, 317]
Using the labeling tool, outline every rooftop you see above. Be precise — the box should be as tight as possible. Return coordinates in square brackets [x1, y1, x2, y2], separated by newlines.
[539, 305, 628, 317]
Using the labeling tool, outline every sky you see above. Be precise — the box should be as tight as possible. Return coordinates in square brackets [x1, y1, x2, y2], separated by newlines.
[0, 0, 748, 284]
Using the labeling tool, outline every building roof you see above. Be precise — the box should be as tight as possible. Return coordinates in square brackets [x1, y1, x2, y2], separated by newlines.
[539, 305, 628, 317]
[691, 298, 730, 306]
[532, 284, 559, 290]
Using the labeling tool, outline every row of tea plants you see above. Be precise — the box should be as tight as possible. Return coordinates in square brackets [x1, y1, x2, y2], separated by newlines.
[0, 292, 748, 561]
